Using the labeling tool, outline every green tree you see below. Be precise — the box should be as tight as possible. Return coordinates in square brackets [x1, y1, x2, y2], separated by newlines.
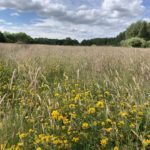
[3, 32, 16, 43]
[15, 32, 33, 43]
[125, 21, 150, 41]
[125, 21, 142, 39]
[138, 21, 149, 40]
[63, 37, 79, 45]
[0, 31, 6, 42]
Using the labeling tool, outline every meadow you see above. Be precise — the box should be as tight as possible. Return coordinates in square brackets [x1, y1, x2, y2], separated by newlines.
[0, 44, 150, 150]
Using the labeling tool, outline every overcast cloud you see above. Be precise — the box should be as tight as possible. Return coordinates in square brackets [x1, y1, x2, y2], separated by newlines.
[0, 0, 147, 40]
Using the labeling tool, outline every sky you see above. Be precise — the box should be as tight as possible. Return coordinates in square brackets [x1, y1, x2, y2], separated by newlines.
[0, 0, 149, 40]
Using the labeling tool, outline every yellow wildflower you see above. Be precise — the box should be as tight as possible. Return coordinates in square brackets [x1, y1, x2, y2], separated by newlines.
[114, 146, 119, 150]
[29, 129, 34, 133]
[75, 94, 80, 100]
[63, 140, 68, 144]
[0, 144, 5, 150]
[82, 122, 89, 129]
[104, 91, 110, 96]
[106, 119, 112, 124]
[130, 123, 136, 128]
[70, 113, 77, 119]
[52, 138, 62, 145]
[51, 110, 60, 119]
[143, 139, 150, 147]
[101, 122, 105, 126]
[38, 134, 45, 139]
[36, 147, 42, 150]
[38, 134, 50, 143]
[118, 121, 125, 126]
[104, 128, 112, 133]
[17, 142, 24, 146]
[100, 138, 108, 147]
[75, 84, 79, 87]
[93, 121, 97, 126]
[72, 137, 79, 142]
[63, 118, 70, 125]
[27, 118, 35, 123]
[43, 135, 51, 143]
[144, 102, 149, 107]
[58, 115, 64, 121]
[96, 101, 104, 108]
[54, 93, 60, 97]
[119, 112, 128, 118]
[62, 126, 66, 130]
[85, 91, 89, 96]
[138, 111, 144, 116]
[88, 107, 96, 114]
[72, 90, 76, 93]
[120, 102, 125, 107]
[19, 133, 28, 139]
[34, 138, 41, 144]
[69, 104, 76, 109]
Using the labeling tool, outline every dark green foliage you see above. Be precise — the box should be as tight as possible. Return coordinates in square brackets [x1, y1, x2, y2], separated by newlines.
[121, 37, 146, 48]
[15, 32, 33, 44]
[0, 31, 6, 42]
[63, 37, 79, 45]
[3, 32, 16, 43]
[146, 41, 150, 47]
[81, 38, 120, 46]
[34, 37, 79, 45]
[125, 21, 142, 39]
[3, 32, 33, 43]
[125, 21, 150, 40]
[116, 31, 126, 42]
[137, 21, 150, 40]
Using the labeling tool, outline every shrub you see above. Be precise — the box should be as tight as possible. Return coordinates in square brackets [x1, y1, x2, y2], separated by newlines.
[146, 41, 150, 48]
[121, 37, 146, 48]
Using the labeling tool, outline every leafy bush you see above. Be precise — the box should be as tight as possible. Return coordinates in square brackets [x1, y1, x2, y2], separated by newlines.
[146, 41, 150, 48]
[121, 37, 146, 48]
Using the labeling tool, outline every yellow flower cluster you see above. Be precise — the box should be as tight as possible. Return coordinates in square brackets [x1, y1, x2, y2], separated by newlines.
[1, 60, 150, 150]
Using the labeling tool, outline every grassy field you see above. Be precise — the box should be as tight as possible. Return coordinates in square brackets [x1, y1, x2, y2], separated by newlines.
[0, 44, 150, 150]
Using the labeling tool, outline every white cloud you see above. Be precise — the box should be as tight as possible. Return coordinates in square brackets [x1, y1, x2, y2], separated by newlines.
[0, 0, 146, 40]
[102, 0, 144, 18]
[0, 19, 6, 24]
[10, 12, 20, 16]
[0, 19, 12, 25]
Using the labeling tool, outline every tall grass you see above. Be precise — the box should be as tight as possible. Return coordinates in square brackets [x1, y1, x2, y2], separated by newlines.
[0, 44, 150, 150]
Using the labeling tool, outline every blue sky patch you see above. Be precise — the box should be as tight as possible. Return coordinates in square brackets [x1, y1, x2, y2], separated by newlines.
[0, 0, 149, 40]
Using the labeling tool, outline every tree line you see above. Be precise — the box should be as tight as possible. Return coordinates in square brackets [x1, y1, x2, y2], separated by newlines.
[0, 21, 150, 47]
[0, 32, 79, 45]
